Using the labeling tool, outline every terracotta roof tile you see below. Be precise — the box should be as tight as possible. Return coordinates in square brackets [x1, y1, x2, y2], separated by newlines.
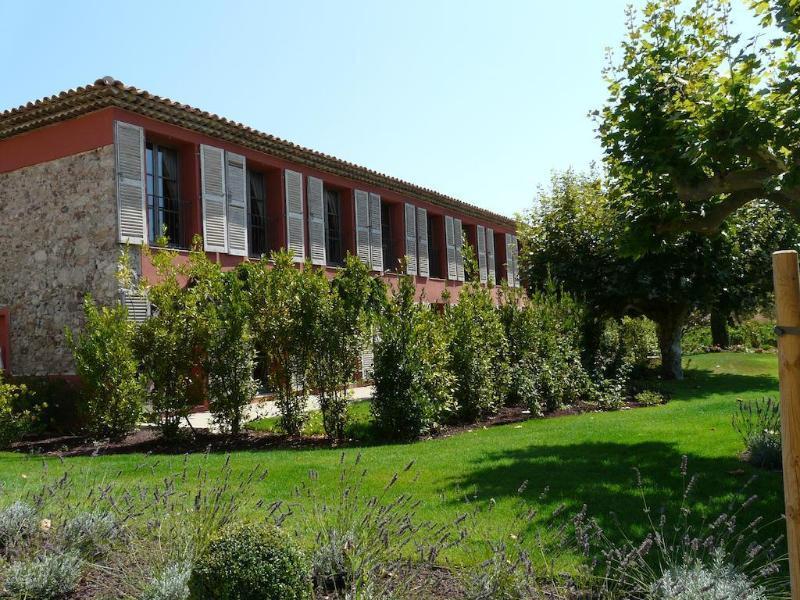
[0, 77, 514, 227]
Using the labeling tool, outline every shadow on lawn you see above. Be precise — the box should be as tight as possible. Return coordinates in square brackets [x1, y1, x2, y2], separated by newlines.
[444, 440, 785, 543]
[660, 367, 778, 401]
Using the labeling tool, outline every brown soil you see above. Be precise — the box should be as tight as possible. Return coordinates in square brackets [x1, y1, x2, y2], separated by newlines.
[12, 400, 646, 458]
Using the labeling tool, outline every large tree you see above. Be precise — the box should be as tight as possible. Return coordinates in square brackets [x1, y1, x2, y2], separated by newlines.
[520, 170, 798, 378]
[597, 0, 800, 250]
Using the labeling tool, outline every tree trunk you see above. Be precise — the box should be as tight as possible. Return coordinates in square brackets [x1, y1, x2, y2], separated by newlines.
[710, 309, 730, 348]
[655, 308, 688, 380]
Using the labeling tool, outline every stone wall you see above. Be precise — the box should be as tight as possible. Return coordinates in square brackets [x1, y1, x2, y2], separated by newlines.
[0, 145, 119, 375]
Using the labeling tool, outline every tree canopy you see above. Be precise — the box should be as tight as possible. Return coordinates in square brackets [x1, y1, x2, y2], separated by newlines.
[597, 0, 800, 249]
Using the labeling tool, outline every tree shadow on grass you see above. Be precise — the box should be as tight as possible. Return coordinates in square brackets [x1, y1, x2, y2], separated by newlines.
[655, 368, 778, 402]
[443, 440, 785, 547]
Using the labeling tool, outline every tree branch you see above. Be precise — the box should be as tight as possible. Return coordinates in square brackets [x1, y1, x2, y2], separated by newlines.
[657, 189, 761, 234]
[674, 167, 773, 204]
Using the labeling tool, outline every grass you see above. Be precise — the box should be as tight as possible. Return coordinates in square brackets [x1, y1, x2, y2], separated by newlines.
[0, 352, 786, 568]
[246, 399, 373, 438]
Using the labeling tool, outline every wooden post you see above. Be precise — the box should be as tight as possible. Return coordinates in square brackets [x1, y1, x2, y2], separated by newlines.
[773, 249, 800, 598]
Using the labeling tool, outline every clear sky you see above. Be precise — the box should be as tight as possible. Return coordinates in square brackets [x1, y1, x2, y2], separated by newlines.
[0, 1, 761, 218]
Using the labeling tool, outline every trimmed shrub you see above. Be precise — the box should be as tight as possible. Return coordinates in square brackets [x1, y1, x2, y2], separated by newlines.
[0, 501, 36, 553]
[446, 281, 508, 421]
[66, 295, 145, 440]
[635, 390, 666, 406]
[7, 376, 86, 436]
[142, 562, 192, 600]
[60, 511, 120, 557]
[189, 522, 309, 600]
[3, 551, 83, 600]
[0, 376, 34, 449]
[372, 274, 454, 439]
[732, 397, 782, 469]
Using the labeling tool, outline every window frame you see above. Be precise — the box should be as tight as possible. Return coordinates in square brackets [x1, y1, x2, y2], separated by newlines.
[247, 168, 268, 258]
[145, 141, 183, 248]
[324, 186, 344, 267]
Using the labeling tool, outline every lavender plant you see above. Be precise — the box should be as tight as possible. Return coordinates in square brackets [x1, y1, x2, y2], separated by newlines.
[732, 398, 783, 470]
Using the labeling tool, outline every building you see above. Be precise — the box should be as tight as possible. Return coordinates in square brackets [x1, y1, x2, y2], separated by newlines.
[0, 77, 519, 377]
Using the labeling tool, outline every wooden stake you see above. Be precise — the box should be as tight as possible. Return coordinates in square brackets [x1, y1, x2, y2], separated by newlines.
[773, 249, 800, 598]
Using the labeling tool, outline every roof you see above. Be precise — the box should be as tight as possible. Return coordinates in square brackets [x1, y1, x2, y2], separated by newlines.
[0, 77, 515, 228]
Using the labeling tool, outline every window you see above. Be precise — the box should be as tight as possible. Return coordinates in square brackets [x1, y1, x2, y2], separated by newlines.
[248, 170, 268, 257]
[428, 214, 443, 278]
[325, 188, 343, 266]
[146, 143, 181, 246]
[381, 203, 394, 271]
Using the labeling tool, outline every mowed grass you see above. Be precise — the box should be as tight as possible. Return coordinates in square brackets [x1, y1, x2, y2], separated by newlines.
[0, 352, 786, 566]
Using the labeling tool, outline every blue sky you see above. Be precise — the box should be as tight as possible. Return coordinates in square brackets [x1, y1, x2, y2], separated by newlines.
[0, 1, 760, 218]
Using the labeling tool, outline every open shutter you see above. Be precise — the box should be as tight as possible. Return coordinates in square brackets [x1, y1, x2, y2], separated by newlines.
[355, 190, 371, 266]
[511, 235, 520, 287]
[369, 193, 383, 272]
[445, 216, 457, 280]
[416, 207, 429, 278]
[360, 348, 374, 380]
[225, 152, 248, 256]
[486, 228, 496, 284]
[114, 121, 147, 244]
[201, 144, 227, 252]
[454, 218, 465, 281]
[477, 225, 487, 284]
[404, 203, 417, 275]
[505, 233, 516, 287]
[120, 289, 150, 323]
[307, 177, 326, 266]
[285, 169, 305, 262]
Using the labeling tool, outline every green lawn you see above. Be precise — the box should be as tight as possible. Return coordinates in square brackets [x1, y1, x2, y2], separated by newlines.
[0, 352, 786, 567]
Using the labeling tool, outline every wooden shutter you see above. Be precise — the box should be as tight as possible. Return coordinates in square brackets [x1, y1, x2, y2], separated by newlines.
[307, 176, 326, 266]
[505, 233, 517, 287]
[486, 227, 496, 284]
[416, 207, 429, 278]
[360, 348, 374, 380]
[120, 289, 150, 323]
[369, 193, 383, 272]
[511, 235, 521, 287]
[225, 152, 248, 256]
[201, 144, 227, 252]
[445, 215, 457, 280]
[454, 218, 465, 281]
[404, 203, 417, 275]
[285, 169, 305, 262]
[355, 190, 371, 266]
[477, 225, 487, 284]
[114, 121, 147, 244]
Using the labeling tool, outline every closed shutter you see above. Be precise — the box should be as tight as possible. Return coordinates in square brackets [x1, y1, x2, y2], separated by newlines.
[307, 176, 326, 266]
[505, 233, 517, 287]
[355, 190, 371, 266]
[120, 289, 150, 323]
[445, 215, 457, 280]
[477, 225, 487, 284]
[360, 348, 374, 380]
[114, 121, 147, 244]
[416, 207, 429, 277]
[369, 193, 383, 272]
[404, 203, 417, 275]
[512, 235, 520, 287]
[454, 218, 465, 281]
[201, 144, 227, 252]
[225, 152, 248, 256]
[285, 169, 305, 262]
[486, 228, 496, 284]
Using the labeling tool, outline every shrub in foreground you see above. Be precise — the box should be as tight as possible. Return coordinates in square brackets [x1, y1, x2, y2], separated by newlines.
[67, 295, 145, 440]
[60, 511, 120, 557]
[0, 501, 37, 553]
[142, 562, 192, 600]
[372, 274, 454, 439]
[0, 375, 34, 449]
[3, 551, 83, 600]
[732, 397, 782, 469]
[189, 522, 309, 600]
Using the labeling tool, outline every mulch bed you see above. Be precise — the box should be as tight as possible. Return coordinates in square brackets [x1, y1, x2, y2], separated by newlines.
[11, 400, 646, 458]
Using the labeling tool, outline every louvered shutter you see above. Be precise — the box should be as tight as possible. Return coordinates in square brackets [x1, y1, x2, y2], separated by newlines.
[416, 207, 429, 277]
[486, 228, 496, 284]
[360, 348, 374, 380]
[120, 289, 150, 323]
[114, 121, 147, 244]
[511, 235, 521, 287]
[354, 190, 371, 266]
[201, 145, 227, 252]
[307, 177, 326, 266]
[477, 225, 487, 284]
[285, 169, 305, 262]
[369, 193, 383, 272]
[404, 203, 417, 275]
[445, 216, 457, 280]
[505, 233, 517, 287]
[225, 152, 248, 256]
[454, 218, 465, 281]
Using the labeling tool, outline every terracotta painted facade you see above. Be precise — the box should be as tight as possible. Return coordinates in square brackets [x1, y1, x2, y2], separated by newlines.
[0, 79, 519, 376]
